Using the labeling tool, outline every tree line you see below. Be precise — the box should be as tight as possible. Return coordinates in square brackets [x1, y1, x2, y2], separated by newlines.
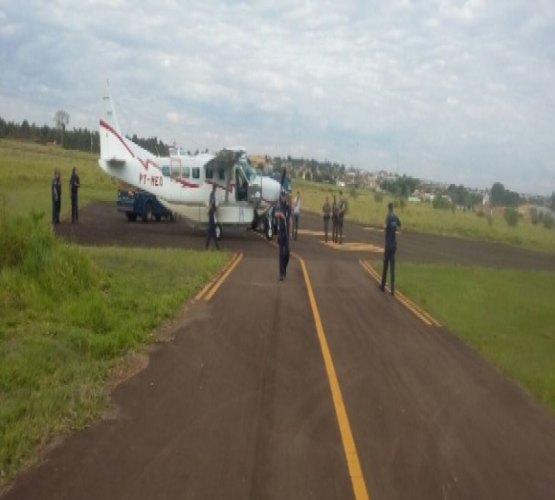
[0, 113, 169, 157]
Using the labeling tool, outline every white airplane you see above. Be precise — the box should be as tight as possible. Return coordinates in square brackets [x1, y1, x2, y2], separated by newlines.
[97, 89, 285, 239]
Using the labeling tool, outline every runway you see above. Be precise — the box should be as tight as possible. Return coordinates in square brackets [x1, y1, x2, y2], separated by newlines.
[3, 203, 555, 500]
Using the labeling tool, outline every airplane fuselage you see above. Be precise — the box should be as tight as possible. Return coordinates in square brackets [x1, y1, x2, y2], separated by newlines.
[98, 115, 282, 230]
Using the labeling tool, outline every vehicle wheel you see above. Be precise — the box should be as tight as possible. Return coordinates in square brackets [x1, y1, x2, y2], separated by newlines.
[215, 223, 223, 240]
[266, 219, 273, 240]
[126, 213, 137, 222]
[142, 201, 153, 222]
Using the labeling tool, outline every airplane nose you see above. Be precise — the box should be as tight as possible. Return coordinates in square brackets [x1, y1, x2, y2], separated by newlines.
[260, 177, 281, 203]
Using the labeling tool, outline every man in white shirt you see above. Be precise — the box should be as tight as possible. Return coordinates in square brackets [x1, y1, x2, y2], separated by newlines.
[292, 191, 301, 240]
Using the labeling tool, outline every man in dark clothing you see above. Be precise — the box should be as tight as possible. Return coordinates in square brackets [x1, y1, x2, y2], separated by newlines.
[276, 192, 290, 280]
[322, 196, 331, 243]
[205, 184, 219, 250]
[331, 195, 338, 243]
[51, 169, 61, 224]
[69, 166, 80, 224]
[380, 202, 402, 295]
[337, 191, 346, 244]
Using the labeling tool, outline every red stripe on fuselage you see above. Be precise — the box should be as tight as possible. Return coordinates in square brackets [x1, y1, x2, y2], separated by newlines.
[175, 178, 200, 188]
[100, 119, 162, 173]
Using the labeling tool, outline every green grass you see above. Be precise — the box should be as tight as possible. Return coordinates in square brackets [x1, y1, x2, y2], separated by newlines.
[0, 139, 115, 219]
[0, 212, 228, 483]
[292, 179, 555, 254]
[374, 261, 555, 413]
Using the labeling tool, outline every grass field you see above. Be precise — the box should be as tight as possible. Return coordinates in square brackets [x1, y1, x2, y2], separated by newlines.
[0, 140, 230, 484]
[0, 139, 115, 219]
[371, 261, 555, 413]
[292, 179, 555, 254]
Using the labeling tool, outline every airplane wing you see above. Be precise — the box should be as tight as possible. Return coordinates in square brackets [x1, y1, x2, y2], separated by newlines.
[215, 148, 244, 167]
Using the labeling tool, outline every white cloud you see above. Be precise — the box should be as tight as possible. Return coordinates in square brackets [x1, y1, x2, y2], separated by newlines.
[0, 0, 554, 194]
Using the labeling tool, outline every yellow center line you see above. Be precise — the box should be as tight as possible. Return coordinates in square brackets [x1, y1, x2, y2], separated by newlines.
[298, 256, 370, 500]
[194, 252, 239, 301]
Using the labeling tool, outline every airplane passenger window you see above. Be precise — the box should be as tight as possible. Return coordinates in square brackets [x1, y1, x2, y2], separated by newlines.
[192, 167, 200, 179]
[162, 165, 170, 177]
[218, 167, 225, 180]
[183, 167, 190, 178]
[205, 166, 213, 179]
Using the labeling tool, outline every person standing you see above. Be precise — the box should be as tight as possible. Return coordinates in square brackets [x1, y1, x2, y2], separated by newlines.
[276, 191, 290, 280]
[205, 184, 219, 250]
[69, 166, 80, 224]
[292, 191, 301, 240]
[331, 195, 338, 243]
[322, 196, 331, 242]
[51, 169, 61, 224]
[380, 202, 402, 296]
[337, 190, 346, 244]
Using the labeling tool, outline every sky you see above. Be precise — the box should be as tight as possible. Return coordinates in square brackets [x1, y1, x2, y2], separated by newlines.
[1, 0, 554, 195]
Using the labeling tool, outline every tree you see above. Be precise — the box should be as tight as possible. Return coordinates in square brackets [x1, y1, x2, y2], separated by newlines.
[490, 182, 506, 206]
[54, 110, 69, 147]
[504, 207, 519, 227]
[490, 182, 520, 207]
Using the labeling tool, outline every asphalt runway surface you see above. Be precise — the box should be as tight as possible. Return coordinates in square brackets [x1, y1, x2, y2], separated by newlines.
[3, 202, 555, 500]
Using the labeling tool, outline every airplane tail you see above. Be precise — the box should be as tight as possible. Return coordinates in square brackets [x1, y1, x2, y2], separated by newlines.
[99, 83, 153, 162]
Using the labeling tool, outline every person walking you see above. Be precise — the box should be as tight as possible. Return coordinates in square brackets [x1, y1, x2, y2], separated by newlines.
[205, 184, 220, 250]
[322, 196, 331, 242]
[331, 195, 338, 243]
[69, 166, 80, 224]
[337, 190, 346, 244]
[276, 191, 290, 280]
[292, 191, 301, 240]
[51, 169, 61, 224]
[380, 202, 402, 296]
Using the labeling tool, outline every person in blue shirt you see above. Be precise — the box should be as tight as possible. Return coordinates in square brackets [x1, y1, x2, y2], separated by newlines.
[51, 169, 61, 224]
[276, 191, 290, 280]
[205, 184, 219, 250]
[379, 202, 401, 295]
[69, 167, 80, 224]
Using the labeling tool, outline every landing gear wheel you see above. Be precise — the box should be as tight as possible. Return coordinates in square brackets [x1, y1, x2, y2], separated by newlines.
[265, 219, 273, 240]
[126, 212, 137, 222]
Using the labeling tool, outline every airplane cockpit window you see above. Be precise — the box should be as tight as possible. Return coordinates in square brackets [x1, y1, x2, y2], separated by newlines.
[192, 167, 200, 179]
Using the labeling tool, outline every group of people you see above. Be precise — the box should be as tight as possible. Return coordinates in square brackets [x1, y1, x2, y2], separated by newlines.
[321, 191, 346, 244]
[321, 195, 402, 295]
[51, 167, 80, 225]
[206, 184, 401, 294]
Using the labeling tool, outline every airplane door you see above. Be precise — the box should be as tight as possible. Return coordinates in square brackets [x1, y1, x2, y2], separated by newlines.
[235, 168, 248, 202]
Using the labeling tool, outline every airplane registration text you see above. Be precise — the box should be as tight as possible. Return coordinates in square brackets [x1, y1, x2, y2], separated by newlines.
[139, 173, 163, 187]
